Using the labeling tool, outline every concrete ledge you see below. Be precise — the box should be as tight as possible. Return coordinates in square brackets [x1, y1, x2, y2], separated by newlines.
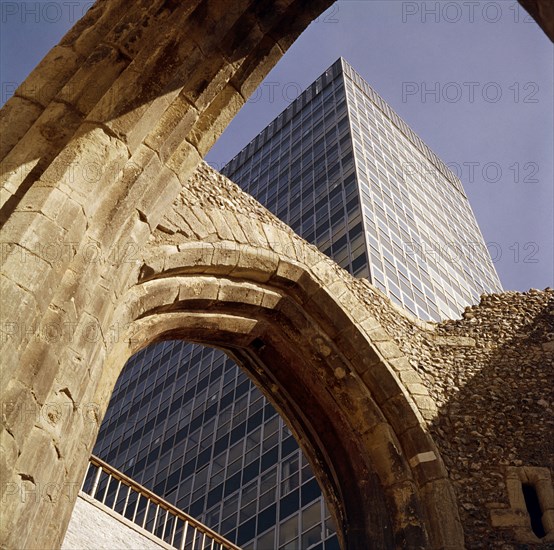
[62, 492, 173, 550]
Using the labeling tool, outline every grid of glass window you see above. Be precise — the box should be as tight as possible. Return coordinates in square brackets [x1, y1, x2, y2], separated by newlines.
[222, 60, 369, 279]
[94, 343, 338, 549]
[223, 58, 502, 321]
[341, 61, 502, 319]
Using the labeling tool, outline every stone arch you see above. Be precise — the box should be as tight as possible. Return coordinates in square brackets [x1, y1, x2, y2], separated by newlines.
[89, 240, 463, 549]
[0, 159, 465, 549]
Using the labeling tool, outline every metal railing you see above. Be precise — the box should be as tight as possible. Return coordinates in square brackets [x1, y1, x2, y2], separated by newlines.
[81, 455, 241, 550]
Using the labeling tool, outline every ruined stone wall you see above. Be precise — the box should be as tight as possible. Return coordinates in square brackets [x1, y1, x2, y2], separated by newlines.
[152, 163, 554, 548]
[1, 1, 552, 548]
[363, 282, 554, 547]
[334, 248, 554, 547]
[336, 248, 554, 547]
[429, 291, 554, 548]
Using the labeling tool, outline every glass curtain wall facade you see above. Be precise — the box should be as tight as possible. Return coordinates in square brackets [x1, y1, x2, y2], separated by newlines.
[222, 58, 503, 321]
[95, 344, 335, 549]
[94, 58, 502, 550]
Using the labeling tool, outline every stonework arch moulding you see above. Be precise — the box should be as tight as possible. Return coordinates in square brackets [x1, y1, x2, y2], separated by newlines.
[92, 241, 464, 549]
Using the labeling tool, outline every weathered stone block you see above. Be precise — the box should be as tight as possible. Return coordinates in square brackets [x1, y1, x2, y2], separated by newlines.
[232, 247, 280, 282]
[0, 97, 44, 161]
[187, 85, 246, 156]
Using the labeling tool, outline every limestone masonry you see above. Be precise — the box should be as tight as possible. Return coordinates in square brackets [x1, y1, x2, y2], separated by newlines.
[0, 1, 552, 549]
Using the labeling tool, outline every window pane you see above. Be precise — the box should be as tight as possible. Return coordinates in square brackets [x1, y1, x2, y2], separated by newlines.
[279, 515, 299, 545]
[302, 500, 321, 531]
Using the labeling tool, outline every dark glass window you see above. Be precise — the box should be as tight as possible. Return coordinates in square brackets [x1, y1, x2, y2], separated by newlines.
[257, 503, 277, 534]
[261, 447, 279, 472]
[224, 471, 242, 497]
[279, 489, 300, 520]
[281, 436, 298, 458]
[301, 479, 320, 507]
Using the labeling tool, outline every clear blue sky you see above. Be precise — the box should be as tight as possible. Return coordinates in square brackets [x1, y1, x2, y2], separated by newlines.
[1, 0, 552, 292]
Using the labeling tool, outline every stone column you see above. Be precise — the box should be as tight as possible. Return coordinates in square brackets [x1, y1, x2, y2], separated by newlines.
[0, 1, 334, 547]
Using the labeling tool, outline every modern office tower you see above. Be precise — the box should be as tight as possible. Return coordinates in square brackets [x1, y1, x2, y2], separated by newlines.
[93, 58, 502, 550]
[222, 58, 502, 321]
